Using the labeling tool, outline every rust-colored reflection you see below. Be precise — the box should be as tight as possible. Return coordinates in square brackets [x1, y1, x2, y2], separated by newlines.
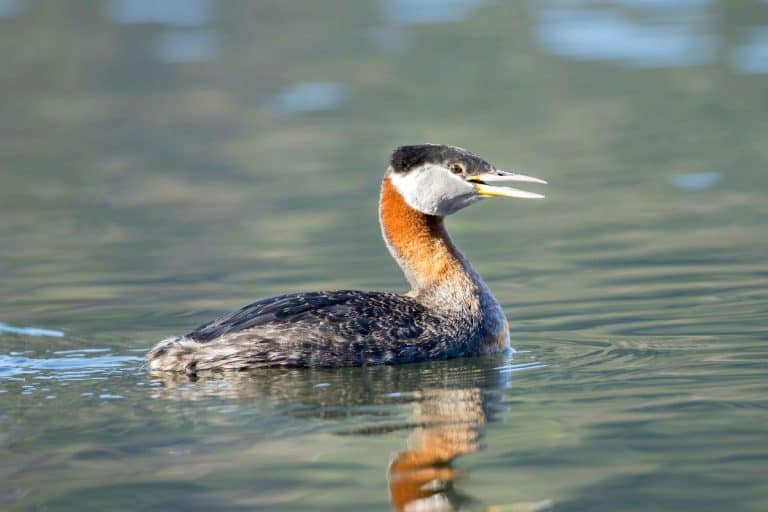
[388, 388, 485, 511]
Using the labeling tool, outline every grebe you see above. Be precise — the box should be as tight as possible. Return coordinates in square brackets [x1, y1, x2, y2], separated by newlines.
[147, 144, 545, 373]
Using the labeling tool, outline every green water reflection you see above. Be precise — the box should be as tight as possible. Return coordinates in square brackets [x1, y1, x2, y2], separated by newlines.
[1, 1, 768, 510]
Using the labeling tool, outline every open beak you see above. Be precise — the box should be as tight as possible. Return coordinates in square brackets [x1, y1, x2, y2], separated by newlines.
[467, 169, 547, 199]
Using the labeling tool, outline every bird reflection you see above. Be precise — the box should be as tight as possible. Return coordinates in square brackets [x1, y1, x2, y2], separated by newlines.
[150, 355, 515, 511]
[388, 387, 485, 511]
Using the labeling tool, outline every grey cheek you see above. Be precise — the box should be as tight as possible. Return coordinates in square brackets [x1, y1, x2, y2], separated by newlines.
[393, 167, 479, 215]
[434, 193, 481, 216]
[434, 179, 477, 214]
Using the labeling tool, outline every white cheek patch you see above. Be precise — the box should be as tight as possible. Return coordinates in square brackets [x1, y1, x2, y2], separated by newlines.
[390, 164, 480, 216]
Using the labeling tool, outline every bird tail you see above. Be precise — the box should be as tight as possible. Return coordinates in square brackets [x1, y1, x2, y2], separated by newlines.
[146, 335, 200, 374]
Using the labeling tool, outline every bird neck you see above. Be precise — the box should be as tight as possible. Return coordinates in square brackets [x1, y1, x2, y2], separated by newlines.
[379, 175, 480, 304]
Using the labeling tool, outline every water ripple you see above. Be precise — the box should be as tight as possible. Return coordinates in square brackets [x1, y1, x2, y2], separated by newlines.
[0, 350, 142, 381]
[0, 322, 63, 337]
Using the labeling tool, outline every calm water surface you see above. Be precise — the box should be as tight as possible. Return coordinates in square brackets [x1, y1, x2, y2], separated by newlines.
[1, 1, 767, 510]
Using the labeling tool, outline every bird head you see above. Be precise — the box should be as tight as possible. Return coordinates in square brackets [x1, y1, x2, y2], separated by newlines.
[387, 144, 546, 216]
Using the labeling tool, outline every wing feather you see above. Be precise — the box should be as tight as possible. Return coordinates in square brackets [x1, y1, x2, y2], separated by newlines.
[188, 291, 430, 343]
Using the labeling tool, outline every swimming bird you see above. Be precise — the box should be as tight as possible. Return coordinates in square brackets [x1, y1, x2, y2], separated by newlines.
[147, 144, 545, 373]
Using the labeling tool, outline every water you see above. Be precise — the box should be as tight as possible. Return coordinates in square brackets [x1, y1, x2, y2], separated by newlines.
[1, 1, 767, 510]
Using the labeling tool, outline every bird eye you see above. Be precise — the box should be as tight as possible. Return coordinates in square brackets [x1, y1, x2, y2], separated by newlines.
[449, 163, 464, 175]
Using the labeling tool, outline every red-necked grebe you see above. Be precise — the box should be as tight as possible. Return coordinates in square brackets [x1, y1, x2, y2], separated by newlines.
[147, 144, 546, 373]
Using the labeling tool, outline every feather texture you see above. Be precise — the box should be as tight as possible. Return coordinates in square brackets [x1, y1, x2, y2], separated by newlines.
[146, 290, 489, 372]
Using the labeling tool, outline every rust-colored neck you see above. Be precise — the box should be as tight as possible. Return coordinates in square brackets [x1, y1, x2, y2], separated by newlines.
[379, 176, 468, 293]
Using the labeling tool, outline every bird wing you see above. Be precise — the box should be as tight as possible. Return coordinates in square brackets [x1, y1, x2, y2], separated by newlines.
[187, 290, 429, 343]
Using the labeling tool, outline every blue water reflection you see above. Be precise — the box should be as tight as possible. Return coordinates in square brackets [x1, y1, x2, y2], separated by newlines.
[668, 171, 722, 190]
[107, 0, 219, 62]
[380, 0, 487, 25]
[267, 82, 349, 116]
[107, 0, 213, 27]
[0, 350, 141, 381]
[732, 26, 768, 74]
[0, 322, 63, 337]
[534, 0, 715, 67]
[0, 0, 23, 18]
[534, 0, 768, 74]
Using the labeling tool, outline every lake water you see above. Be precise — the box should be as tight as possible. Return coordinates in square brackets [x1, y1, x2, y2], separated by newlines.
[1, 1, 767, 510]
